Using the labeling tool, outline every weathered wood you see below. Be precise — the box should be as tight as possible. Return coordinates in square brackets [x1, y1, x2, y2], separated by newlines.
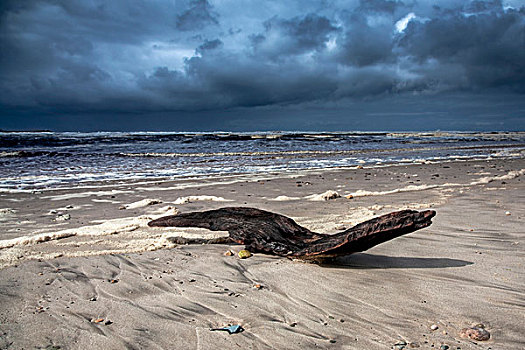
[148, 207, 436, 259]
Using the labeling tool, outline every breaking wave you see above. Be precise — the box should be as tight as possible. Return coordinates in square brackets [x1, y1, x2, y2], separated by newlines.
[1, 131, 524, 191]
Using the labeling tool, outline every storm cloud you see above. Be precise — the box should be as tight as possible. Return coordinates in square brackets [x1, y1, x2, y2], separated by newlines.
[0, 0, 524, 130]
[176, 0, 219, 31]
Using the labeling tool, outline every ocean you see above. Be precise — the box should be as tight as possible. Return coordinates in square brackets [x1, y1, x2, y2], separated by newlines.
[1, 131, 524, 192]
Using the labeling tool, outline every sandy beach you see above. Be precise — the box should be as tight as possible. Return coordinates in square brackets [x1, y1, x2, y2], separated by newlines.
[0, 157, 523, 349]
[3, 0, 525, 348]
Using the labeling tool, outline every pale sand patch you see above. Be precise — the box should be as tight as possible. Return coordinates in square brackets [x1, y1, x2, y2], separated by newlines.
[294, 207, 377, 233]
[43, 190, 134, 201]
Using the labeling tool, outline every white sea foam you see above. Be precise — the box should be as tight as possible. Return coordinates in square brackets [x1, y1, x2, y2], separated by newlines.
[0, 231, 77, 249]
[173, 195, 232, 204]
[0, 151, 22, 157]
[0, 207, 179, 250]
[91, 199, 121, 203]
[345, 169, 525, 198]
[269, 195, 301, 201]
[120, 149, 360, 158]
[348, 184, 439, 197]
[305, 190, 341, 201]
[124, 198, 162, 209]
[470, 168, 525, 185]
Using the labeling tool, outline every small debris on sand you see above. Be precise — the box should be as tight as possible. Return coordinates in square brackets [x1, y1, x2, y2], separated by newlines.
[0, 208, 17, 215]
[55, 214, 71, 221]
[238, 250, 252, 259]
[393, 340, 407, 349]
[459, 325, 490, 341]
[224, 250, 234, 256]
[211, 324, 244, 334]
[430, 324, 439, 331]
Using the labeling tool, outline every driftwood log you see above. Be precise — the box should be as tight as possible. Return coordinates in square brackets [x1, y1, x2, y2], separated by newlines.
[148, 207, 436, 259]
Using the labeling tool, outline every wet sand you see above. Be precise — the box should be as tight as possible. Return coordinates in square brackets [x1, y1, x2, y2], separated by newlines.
[0, 158, 524, 349]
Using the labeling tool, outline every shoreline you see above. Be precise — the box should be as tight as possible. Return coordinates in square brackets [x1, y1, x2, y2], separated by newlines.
[1, 157, 523, 268]
[2, 130, 524, 194]
[0, 156, 524, 348]
[2, 150, 524, 194]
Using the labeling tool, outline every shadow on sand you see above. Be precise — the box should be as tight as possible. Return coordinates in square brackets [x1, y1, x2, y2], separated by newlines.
[320, 253, 473, 269]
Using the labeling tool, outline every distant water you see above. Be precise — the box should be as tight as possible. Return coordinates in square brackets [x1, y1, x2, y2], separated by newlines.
[1, 131, 524, 192]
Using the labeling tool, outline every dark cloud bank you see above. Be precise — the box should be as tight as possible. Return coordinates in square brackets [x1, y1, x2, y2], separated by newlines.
[0, 0, 524, 131]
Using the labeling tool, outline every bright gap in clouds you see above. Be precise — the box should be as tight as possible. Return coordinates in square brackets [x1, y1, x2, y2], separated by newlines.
[326, 37, 337, 51]
[395, 12, 416, 33]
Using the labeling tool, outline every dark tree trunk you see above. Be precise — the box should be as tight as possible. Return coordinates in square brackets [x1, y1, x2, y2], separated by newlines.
[148, 207, 436, 259]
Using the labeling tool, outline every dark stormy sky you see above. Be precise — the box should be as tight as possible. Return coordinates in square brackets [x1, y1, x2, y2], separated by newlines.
[1, 0, 524, 131]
